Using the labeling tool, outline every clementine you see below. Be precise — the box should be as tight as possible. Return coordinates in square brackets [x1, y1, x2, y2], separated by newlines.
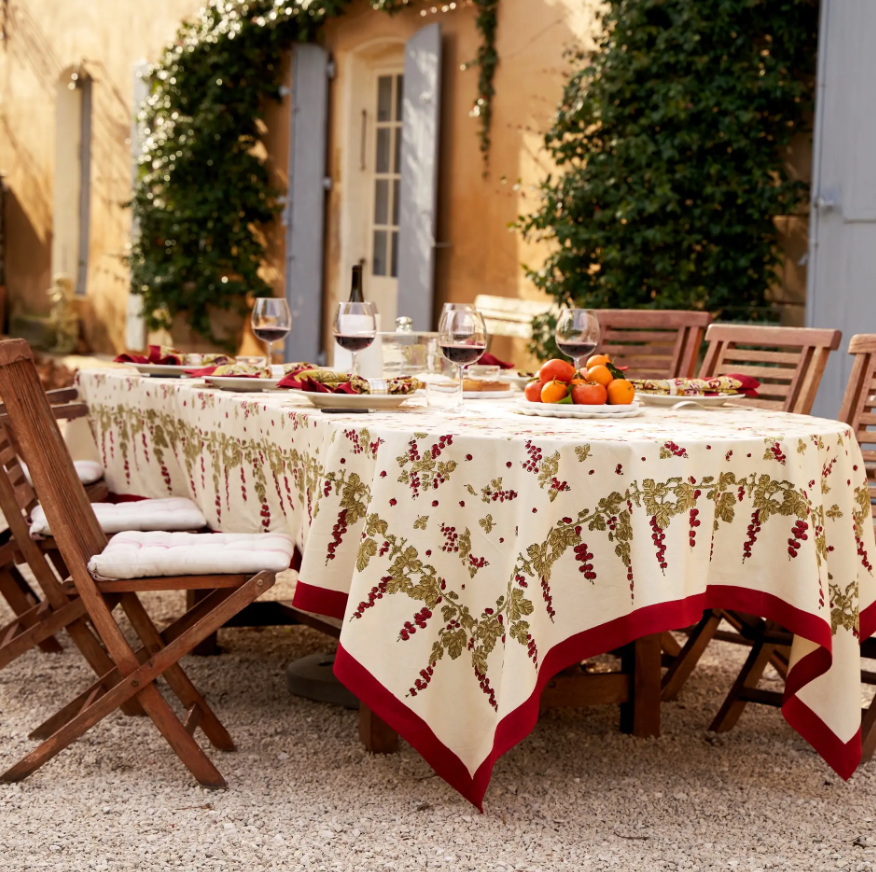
[541, 379, 570, 403]
[606, 379, 636, 405]
[585, 364, 613, 388]
[585, 353, 611, 369]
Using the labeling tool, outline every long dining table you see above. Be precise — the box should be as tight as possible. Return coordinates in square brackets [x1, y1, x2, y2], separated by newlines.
[76, 368, 876, 808]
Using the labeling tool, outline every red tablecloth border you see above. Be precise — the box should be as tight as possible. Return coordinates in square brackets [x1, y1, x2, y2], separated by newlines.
[318, 585, 853, 809]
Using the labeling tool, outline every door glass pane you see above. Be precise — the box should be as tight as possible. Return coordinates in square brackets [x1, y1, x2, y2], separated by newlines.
[392, 179, 400, 226]
[376, 128, 390, 174]
[394, 127, 402, 174]
[395, 75, 404, 122]
[391, 231, 399, 278]
[373, 230, 388, 277]
[377, 76, 392, 122]
[374, 179, 389, 225]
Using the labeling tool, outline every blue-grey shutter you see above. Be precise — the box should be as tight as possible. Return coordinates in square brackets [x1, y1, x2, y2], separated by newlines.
[284, 44, 330, 364]
[397, 24, 442, 331]
[806, 0, 876, 417]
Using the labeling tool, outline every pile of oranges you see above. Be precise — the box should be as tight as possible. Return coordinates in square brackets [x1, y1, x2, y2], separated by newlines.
[523, 355, 636, 406]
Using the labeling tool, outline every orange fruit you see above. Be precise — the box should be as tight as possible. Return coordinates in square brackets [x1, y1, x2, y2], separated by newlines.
[539, 358, 577, 384]
[586, 364, 613, 388]
[571, 382, 608, 405]
[586, 353, 611, 369]
[541, 379, 570, 404]
[523, 380, 543, 403]
[607, 379, 635, 405]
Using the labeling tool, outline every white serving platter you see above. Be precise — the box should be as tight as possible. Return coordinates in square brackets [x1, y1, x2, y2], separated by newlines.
[637, 392, 732, 408]
[297, 392, 415, 411]
[514, 399, 642, 419]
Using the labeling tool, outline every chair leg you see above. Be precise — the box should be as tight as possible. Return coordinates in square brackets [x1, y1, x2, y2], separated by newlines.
[709, 639, 776, 733]
[3, 573, 270, 787]
[0, 565, 63, 654]
[29, 589, 237, 739]
[661, 610, 722, 701]
[120, 594, 235, 751]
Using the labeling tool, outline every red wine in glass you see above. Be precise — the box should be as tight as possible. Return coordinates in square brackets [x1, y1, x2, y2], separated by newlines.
[335, 334, 375, 353]
[439, 343, 487, 366]
[556, 340, 597, 362]
[253, 326, 291, 344]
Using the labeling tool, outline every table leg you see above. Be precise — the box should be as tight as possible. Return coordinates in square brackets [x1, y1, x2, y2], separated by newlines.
[359, 704, 399, 754]
[186, 589, 220, 656]
[620, 633, 661, 737]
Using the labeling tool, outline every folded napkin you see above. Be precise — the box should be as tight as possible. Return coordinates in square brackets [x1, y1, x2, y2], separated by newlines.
[630, 374, 760, 397]
[479, 353, 514, 370]
[278, 370, 421, 395]
[115, 345, 233, 367]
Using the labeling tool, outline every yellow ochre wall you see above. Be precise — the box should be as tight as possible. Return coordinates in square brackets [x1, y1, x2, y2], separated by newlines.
[0, 0, 601, 358]
[0, 0, 807, 360]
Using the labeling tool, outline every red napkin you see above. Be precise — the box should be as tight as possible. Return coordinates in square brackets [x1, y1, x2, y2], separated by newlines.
[724, 373, 760, 398]
[479, 352, 514, 370]
[114, 345, 182, 366]
[277, 374, 359, 394]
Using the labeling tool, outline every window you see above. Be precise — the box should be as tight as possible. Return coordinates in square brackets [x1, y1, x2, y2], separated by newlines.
[371, 73, 403, 279]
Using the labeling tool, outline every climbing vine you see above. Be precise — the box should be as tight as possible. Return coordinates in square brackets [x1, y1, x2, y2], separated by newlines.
[130, 0, 499, 349]
[519, 0, 817, 361]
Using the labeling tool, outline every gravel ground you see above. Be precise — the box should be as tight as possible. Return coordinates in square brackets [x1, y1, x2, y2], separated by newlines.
[1, 575, 875, 872]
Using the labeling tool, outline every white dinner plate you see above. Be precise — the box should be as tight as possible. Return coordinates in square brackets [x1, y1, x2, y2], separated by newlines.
[204, 376, 281, 392]
[126, 363, 195, 378]
[514, 399, 642, 419]
[296, 392, 416, 411]
[637, 392, 732, 408]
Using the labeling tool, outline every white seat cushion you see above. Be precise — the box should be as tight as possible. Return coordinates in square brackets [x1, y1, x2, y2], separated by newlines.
[30, 498, 207, 538]
[22, 459, 104, 486]
[88, 531, 295, 580]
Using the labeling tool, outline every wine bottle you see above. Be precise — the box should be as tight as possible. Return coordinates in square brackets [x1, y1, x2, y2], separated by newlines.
[349, 264, 365, 303]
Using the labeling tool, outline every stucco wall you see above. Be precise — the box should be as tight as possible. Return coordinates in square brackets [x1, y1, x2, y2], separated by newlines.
[0, 0, 203, 351]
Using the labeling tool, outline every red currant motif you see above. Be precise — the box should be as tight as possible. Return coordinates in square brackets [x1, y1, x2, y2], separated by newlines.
[787, 519, 809, 558]
[650, 516, 668, 571]
[742, 509, 761, 561]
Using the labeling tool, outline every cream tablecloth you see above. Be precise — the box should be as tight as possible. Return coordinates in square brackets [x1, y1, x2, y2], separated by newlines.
[77, 369, 876, 807]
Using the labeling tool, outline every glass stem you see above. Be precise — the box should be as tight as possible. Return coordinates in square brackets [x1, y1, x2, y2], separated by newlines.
[457, 364, 465, 410]
[266, 341, 273, 366]
[351, 351, 358, 377]
[573, 355, 583, 375]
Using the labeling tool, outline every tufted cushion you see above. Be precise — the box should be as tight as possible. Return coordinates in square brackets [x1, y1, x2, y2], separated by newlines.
[30, 497, 207, 539]
[22, 459, 104, 487]
[88, 531, 295, 580]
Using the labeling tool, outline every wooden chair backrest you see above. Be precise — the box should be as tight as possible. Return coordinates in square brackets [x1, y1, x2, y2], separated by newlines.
[838, 334, 876, 521]
[594, 310, 712, 379]
[698, 324, 842, 414]
[0, 341, 106, 570]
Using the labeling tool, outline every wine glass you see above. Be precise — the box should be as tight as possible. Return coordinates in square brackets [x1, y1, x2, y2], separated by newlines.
[438, 306, 487, 410]
[555, 308, 601, 374]
[334, 300, 377, 377]
[251, 298, 292, 365]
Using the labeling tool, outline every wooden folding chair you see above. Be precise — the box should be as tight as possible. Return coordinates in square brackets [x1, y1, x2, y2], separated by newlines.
[661, 324, 843, 701]
[0, 407, 149, 720]
[0, 390, 113, 659]
[697, 323, 842, 413]
[594, 310, 712, 379]
[0, 339, 280, 788]
[666, 335, 875, 738]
